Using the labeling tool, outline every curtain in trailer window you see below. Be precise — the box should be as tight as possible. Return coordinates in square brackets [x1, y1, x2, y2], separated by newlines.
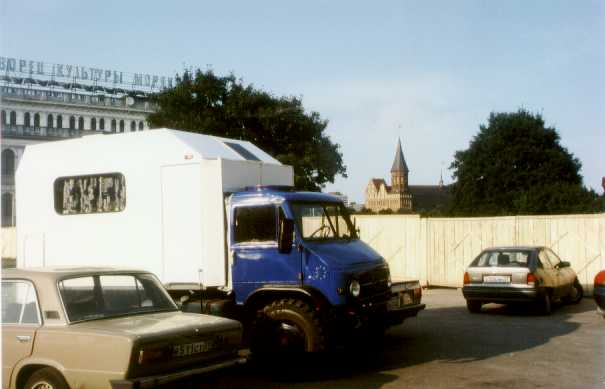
[54, 173, 126, 215]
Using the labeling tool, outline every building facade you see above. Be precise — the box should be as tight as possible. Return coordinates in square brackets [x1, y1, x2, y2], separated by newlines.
[365, 139, 449, 213]
[1, 56, 170, 226]
[365, 139, 413, 212]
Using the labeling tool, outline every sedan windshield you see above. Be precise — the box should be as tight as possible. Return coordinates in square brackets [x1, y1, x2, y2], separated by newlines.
[291, 202, 357, 241]
[58, 273, 177, 322]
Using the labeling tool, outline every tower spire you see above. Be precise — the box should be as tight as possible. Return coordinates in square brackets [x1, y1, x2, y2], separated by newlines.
[390, 138, 409, 194]
[391, 138, 409, 173]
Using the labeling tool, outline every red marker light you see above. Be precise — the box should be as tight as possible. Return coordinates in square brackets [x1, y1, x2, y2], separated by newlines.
[595, 271, 605, 287]
[527, 273, 537, 286]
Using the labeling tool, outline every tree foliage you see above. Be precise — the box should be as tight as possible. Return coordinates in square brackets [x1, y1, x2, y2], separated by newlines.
[148, 70, 346, 191]
[449, 110, 602, 216]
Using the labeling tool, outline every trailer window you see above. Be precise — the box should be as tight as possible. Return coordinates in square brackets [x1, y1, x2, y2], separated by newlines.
[234, 205, 277, 243]
[54, 173, 126, 215]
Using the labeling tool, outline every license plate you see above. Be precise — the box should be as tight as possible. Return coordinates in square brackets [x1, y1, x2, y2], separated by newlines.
[483, 275, 511, 283]
[388, 291, 413, 309]
[173, 339, 218, 357]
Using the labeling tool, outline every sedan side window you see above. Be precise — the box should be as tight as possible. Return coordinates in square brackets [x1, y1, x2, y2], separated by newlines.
[1, 281, 41, 325]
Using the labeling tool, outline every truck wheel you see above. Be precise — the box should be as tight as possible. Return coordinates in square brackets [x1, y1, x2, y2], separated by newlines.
[252, 299, 324, 354]
[25, 367, 69, 389]
[466, 300, 482, 313]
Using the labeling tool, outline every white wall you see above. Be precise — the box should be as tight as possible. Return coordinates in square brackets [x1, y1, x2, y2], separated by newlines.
[353, 213, 605, 295]
[2, 227, 16, 259]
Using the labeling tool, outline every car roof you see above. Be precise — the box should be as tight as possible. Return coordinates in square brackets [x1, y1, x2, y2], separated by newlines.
[2, 267, 152, 281]
[231, 189, 341, 204]
[482, 246, 543, 251]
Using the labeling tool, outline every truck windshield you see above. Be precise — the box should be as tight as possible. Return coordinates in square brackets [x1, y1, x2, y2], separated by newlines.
[291, 202, 357, 241]
[58, 273, 177, 323]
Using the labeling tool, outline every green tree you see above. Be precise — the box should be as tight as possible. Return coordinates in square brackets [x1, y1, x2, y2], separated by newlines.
[449, 109, 602, 216]
[356, 207, 375, 215]
[148, 70, 346, 191]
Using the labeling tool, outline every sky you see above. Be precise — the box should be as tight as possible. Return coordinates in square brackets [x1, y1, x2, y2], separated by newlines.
[2, 0, 603, 202]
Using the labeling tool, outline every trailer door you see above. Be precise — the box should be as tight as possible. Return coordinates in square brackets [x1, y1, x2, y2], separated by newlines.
[160, 164, 203, 285]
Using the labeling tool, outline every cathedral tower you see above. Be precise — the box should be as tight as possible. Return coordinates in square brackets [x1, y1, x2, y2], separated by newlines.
[391, 138, 409, 193]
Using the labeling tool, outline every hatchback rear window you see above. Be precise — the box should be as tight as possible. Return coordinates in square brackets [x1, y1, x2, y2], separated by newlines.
[471, 250, 531, 267]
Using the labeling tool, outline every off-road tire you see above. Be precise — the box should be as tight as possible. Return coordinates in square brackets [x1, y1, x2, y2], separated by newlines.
[567, 278, 584, 304]
[251, 298, 325, 354]
[25, 367, 69, 389]
[466, 300, 482, 313]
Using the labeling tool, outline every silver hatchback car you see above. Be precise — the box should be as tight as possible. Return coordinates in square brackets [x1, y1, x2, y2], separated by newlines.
[462, 246, 583, 314]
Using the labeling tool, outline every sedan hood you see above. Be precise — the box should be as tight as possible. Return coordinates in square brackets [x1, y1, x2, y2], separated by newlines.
[304, 239, 383, 269]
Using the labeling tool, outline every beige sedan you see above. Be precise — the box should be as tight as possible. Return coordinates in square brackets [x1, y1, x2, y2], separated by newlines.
[1, 268, 244, 389]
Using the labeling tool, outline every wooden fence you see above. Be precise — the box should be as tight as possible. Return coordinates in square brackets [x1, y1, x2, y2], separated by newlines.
[353, 213, 605, 294]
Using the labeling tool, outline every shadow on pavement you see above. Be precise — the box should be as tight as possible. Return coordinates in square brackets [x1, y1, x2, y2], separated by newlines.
[168, 298, 592, 388]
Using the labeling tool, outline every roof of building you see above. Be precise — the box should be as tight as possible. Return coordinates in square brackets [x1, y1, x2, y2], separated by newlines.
[409, 185, 451, 211]
[391, 138, 409, 173]
[370, 178, 387, 190]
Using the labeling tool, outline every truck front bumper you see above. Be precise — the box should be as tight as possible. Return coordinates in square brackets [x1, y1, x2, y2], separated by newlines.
[386, 303, 426, 325]
[110, 356, 246, 389]
[385, 282, 425, 325]
[333, 281, 424, 329]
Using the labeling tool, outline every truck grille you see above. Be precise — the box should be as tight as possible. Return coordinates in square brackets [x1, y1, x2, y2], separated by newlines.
[358, 265, 390, 303]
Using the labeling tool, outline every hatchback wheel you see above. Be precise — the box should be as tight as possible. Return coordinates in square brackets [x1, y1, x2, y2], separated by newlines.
[567, 279, 583, 304]
[540, 292, 552, 315]
[466, 300, 482, 313]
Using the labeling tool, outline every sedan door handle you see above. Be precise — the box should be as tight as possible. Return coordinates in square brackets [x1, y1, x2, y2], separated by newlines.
[16, 335, 31, 343]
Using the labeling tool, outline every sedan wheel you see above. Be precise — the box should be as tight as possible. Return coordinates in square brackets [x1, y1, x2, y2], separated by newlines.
[25, 368, 68, 389]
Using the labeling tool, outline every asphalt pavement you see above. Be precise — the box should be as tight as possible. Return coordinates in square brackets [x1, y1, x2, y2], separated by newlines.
[180, 288, 605, 389]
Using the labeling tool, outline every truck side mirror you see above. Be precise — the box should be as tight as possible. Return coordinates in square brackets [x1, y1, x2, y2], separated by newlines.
[352, 217, 360, 238]
[279, 218, 294, 254]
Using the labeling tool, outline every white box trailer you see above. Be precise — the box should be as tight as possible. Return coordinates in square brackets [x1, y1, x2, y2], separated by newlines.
[16, 129, 293, 288]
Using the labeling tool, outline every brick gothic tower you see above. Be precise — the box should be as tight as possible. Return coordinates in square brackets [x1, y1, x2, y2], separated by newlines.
[391, 138, 409, 193]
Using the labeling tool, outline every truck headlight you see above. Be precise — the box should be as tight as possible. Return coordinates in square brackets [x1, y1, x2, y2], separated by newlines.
[349, 280, 361, 297]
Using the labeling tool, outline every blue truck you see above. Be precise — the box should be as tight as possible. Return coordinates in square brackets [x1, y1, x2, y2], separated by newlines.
[16, 129, 425, 352]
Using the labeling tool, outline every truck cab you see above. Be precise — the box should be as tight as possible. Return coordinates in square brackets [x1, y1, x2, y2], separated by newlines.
[227, 187, 422, 351]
